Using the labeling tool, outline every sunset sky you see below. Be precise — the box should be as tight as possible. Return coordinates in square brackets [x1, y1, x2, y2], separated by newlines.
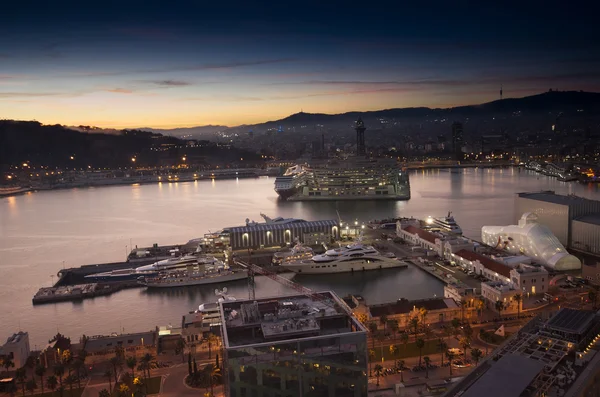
[1, 1, 598, 128]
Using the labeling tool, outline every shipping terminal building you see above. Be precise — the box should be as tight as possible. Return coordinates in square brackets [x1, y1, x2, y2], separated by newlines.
[219, 291, 368, 397]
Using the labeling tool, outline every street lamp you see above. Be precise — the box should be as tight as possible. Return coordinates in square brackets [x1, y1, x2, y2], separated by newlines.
[131, 157, 136, 162]
[182, 156, 186, 161]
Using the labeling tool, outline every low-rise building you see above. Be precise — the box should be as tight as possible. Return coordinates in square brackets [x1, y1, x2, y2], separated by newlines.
[443, 283, 477, 303]
[510, 263, 549, 296]
[39, 333, 71, 368]
[83, 331, 156, 355]
[481, 282, 519, 312]
[0, 332, 30, 369]
[452, 249, 512, 284]
[368, 297, 472, 327]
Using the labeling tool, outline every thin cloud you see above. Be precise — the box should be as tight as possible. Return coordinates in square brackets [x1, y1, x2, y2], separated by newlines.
[152, 80, 192, 87]
[0, 92, 63, 98]
[106, 88, 133, 94]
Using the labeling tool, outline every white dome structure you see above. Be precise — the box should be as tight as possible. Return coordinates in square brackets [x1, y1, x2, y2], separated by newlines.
[482, 213, 581, 271]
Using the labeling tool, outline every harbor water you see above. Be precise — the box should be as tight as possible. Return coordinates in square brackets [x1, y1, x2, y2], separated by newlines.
[1, 168, 599, 348]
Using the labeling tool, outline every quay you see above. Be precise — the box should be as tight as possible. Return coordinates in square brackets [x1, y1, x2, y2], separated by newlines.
[32, 281, 139, 305]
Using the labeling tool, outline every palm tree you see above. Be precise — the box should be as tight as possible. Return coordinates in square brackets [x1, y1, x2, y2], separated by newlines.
[389, 345, 399, 368]
[462, 324, 473, 340]
[380, 315, 388, 334]
[459, 337, 471, 358]
[104, 370, 113, 393]
[140, 353, 154, 379]
[2, 357, 15, 375]
[476, 298, 485, 320]
[15, 367, 26, 397]
[109, 356, 121, 382]
[446, 350, 456, 376]
[72, 359, 84, 389]
[376, 333, 385, 363]
[46, 375, 58, 397]
[25, 379, 36, 396]
[368, 350, 375, 376]
[438, 340, 448, 367]
[368, 322, 378, 350]
[35, 364, 46, 395]
[388, 319, 399, 341]
[416, 338, 425, 367]
[409, 317, 419, 341]
[118, 383, 130, 397]
[495, 300, 504, 320]
[423, 356, 431, 379]
[126, 357, 137, 378]
[451, 318, 460, 331]
[400, 332, 409, 352]
[443, 325, 453, 343]
[98, 389, 110, 397]
[397, 360, 405, 383]
[471, 348, 483, 365]
[175, 338, 186, 363]
[373, 364, 383, 387]
[513, 294, 522, 319]
[208, 364, 221, 396]
[459, 300, 467, 323]
[138, 361, 149, 381]
[53, 364, 65, 397]
[207, 334, 218, 360]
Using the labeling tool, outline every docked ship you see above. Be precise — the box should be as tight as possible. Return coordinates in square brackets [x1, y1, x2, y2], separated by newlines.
[427, 212, 463, 234]
[282, 243, 407, 274]
[272, 243, 315, 265]
[139, 260, 248, 288]
[134, 255, 201, 273]
[273, 118, 410, 201]
[84, 268, 158, 282]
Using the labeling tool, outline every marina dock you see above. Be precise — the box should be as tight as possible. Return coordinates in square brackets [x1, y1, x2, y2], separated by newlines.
[32, 281, 139, 305]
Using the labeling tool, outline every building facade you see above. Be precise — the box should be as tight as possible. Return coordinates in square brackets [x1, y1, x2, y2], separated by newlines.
[0, 332, 30, 369]
[220, 292, 368, 397]
[509, 264, 549, 296]
[572, 215, 600, 255]
[452, 250, 512, 284]
[481, 282, 520, 313]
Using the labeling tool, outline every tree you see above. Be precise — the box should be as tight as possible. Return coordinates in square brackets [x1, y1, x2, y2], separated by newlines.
[416, 338, 425, 367]
[46, 375, 58, 397]
[2, 357, 15, 374]
[35, 363, 47, 395]
[208, 364, 221, 397]
[53, 364, 65, 397]
[389, 345, 399, 368]
[193, 359, 198, 375]
[175, 338, 186, 363]
[400, 332, 409, 352]
[476, 298, 486, 320]
[462, 324, 473, 340]
[373, 364, 383, 387]
[451, 318, 460, 330]
[471, 348, 483, 365]
[64, 374, 75, 395]
[72, 359, 84, 389]
[98, 389, 111, 397]
[459, 300, 467, 323]
[109, 356, 121, 382]
[380, 315, 388, 334]
[25, 379, 36, 396]
[376, 333, 385, 363]
[423, 356, 431, 379]
[443, 325, 453, 342]
[438, 340, 448, 367]
[409, 317, 419, 341]
[215, 353, 220, 369]
[419, 307, 428, 325]
[126, 357, 137, 378]
[15, 367, 26, 397]
[397, 360, 405, 383]
[459, 337, 471, 358]
[188, 354, 192, 377]
[368, 322, 378, 350]
[104, 370, 113, 393]
[446, 350, 456, 376]
[140, 353, 154, 379]
[368, 350, 375, 377]
[495, 300, 504, 320]
[207, 334, 218, 360]
[388, 319, 399, 340]
[119, 383, 130, 397]
[514, 294, 522, 319]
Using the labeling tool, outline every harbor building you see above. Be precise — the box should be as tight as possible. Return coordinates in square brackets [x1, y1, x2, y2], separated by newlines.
[515, 191, 600, 248]
[482, 212, 581, 271]
[0, 332, 30, 369]
[396, 225, 475, 259]
[480, 282, 520, 313]
[451, 250, 512, 284]
[219, 291, 368, 397]
[509, 263, 549, 296]
[445, 309, 600, 397]
[368, 297, 473, 327]
[572, 214, 600, 256]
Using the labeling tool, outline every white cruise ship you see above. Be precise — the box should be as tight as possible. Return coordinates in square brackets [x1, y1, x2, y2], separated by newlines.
[274, 165, 309, 200]
[427, 212, 462, 234]
[282, 243, 407, 274]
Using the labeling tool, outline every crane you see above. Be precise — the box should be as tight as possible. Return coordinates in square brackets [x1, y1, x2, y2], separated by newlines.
[234, 258, 354, 317]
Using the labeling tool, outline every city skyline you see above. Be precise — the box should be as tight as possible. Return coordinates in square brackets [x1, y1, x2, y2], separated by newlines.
[1, 1, 599, 128]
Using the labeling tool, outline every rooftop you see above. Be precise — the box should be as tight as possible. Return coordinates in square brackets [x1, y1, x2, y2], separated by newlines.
[574, 213, 600, 226]
[369, 297, 457, 318]
[225, 219, 337, 234]
[518, 191, 599, 206]
[455, 249, 512, 278]
[545, 308, 597, 336]
[220, 291, 364, 348]
[5, 332, 28, 345]
[403, 225, 438, 244]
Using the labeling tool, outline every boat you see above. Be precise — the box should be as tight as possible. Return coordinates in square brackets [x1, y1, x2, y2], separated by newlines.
[282, 243, 406, 274]
[274, 165, 309, 200]
[84, 268, 158, 282]
[139, 260, 248, 288]
[134, 254, 201, 273]
[272, 243, 315, 265]
[426, 212, 463, 234]
[0, 186, 31, 197]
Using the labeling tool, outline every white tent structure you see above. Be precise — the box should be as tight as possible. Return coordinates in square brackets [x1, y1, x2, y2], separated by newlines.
[482, 213, 581, 271]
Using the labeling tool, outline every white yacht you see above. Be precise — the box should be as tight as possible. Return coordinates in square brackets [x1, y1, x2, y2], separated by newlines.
[134, 255, 200, 273]
[272, 243, 315, 265]
[139, 260, 248, 288]
[282, 243, 407, 274]
[427, 212, 463, 234]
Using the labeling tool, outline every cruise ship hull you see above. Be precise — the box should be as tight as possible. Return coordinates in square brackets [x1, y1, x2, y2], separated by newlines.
[287, 193, 410, 201]
[275, 187, 299, 200]
[283, 259, 408, 274]
[140, 270, 248, 288]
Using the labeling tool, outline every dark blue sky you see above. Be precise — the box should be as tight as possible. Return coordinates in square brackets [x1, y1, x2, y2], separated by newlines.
[1, 1, 599, 127]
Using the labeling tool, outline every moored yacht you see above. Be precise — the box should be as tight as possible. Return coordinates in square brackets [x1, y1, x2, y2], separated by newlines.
[427, 212, 463, 234]
[138, 260, 247, 288]
[272, 243, 315, 265]
[282, 243, 406, 274]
